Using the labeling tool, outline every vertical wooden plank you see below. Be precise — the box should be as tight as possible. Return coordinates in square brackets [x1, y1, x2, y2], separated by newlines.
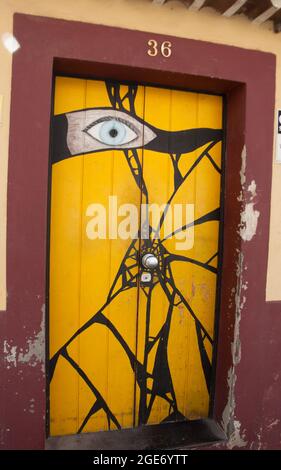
[106, 84, 145, 429]
[78, 80, 144, 431]
[136, 86, 172, 425]
[77, 79, 113, 433]
[165, 89, 198, 421]
[49, 77, 86, 435]
[184, 93, 223, 418]
[137, 86, 223, 425]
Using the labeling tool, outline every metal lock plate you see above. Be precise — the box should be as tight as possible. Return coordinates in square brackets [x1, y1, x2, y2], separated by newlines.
[141, 272, 152, 283]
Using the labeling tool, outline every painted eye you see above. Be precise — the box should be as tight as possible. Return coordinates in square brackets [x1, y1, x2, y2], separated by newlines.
[65, 108, 157, 155]
[85, 118, 138, 146]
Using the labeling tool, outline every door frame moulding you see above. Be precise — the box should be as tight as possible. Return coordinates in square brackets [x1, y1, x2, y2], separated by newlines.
[1, 13, 275, 450]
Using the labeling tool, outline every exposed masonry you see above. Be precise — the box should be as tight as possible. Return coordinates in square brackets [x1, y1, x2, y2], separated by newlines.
[239, 145, 247, 186]
[256, 425, 263, 450]
[238, 147, 260, 242]
[240, 202, 260, 241]
[221, 145, 258, 449]
[3, 341, 17, 368]
[3, 304, 45, 374]
[221, 252, 248, 449]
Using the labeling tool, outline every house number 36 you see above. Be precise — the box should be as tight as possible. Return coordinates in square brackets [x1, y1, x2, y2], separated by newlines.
[147, 39, 172, 58]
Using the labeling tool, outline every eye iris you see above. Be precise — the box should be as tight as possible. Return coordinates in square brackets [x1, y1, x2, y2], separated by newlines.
[85, 115, 141, 147]
[99, 119, 126, 145]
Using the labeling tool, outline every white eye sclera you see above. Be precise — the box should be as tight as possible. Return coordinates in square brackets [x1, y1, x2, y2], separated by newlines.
[86, 119, 138, 146]
[66, 108, 157, 155]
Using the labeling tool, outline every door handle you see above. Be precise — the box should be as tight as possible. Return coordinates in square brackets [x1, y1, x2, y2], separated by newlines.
[141, 253, 159, 270]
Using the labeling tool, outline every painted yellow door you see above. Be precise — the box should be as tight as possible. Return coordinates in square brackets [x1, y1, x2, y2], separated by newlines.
[49, 76, 223, 436]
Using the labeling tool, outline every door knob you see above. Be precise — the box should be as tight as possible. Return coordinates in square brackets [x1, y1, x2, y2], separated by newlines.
[142, 253, 158, 270]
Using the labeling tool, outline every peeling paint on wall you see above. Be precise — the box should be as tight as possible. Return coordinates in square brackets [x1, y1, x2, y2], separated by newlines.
[3, 340, 17, 368]
[221, 145, 254, 449]
[221, 252, 248, 449]
[256, 425, 263, 450]
[227, 419, 248, 449]
[232, 253, 245, 367]
[239, 145, 247, 186]
[221, 367, 236, 437]
[222, 372, 247, 449]
[221, 143, 265, 448]
[267, 418, 280, 430]
[237, 146, 247, 203]
[3, 304, 45, 373]
[238, 146, 260, 242]
[18, 304, 45, 373]
[240, 202, 260, 242]
[247, 180, 257, 199]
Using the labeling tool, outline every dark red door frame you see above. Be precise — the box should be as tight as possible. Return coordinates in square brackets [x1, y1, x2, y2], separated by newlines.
[0, 13, 276, 449]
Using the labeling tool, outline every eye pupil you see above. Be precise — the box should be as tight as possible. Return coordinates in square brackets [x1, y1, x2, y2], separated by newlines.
[109, 128, 118, 138]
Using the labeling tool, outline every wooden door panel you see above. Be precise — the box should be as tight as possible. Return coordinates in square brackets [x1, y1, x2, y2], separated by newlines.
[50, 78, 144, 435]
[136, 86, 222, 424]
[49, 77, 223, 436]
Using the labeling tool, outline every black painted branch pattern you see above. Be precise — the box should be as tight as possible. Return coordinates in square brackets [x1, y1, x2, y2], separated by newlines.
[61, 348, 121, 431]
[50, 81, 222, 431]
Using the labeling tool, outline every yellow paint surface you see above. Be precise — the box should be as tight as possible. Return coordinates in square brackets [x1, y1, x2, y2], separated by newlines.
[49, 76, 222, 435]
